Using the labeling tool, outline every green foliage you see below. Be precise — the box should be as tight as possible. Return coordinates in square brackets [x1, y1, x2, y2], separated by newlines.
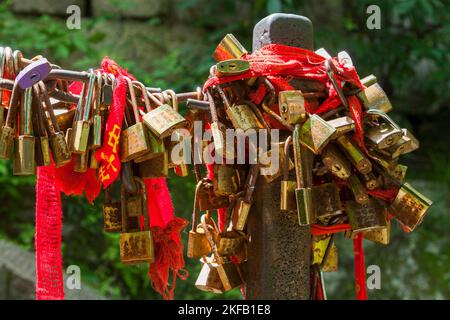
[0, 0, 448, 300]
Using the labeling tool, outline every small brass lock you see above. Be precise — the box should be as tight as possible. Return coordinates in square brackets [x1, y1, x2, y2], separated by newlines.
[389, 182, 432, 232]
[213, 165, 239, 196]
[212, 34, 248, 62]
[233, 165, 259, 231]
[365, 109, 403, 150]
[225, 103, 264, 132]
[312, 183, 343, 220]
[327, 116, 355, 139]
[215, 59, 250, 77]
[278, 90, 307, 125]
[347, 174, 369, 205]
[0, 81, 21, 160]
[345, 198, 387, 234]
[198, 179, 230, 211]
[321, 144, 351, 180]
[357, 82, 392, 113]
[13, 88, 36, 175]
[299, 114, 336, 154]
[336, 134, 372, 174]
[119, 177, 154, 265]
[70, 71, 95, 154]
[364, 219, 390, 245]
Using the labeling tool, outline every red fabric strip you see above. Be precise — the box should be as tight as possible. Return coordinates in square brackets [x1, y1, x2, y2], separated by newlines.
[353, 233, 368, 300]
[35, 165, 64, 300]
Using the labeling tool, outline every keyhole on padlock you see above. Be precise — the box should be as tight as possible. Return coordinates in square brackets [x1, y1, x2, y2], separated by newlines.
[281, 103, 288, 113]
[385, 136, 394, 145]
[30, 72, 40, 82]
[228, 63, 237, 70]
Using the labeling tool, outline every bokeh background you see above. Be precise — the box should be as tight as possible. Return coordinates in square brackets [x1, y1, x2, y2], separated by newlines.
[0, 0, 448, 299]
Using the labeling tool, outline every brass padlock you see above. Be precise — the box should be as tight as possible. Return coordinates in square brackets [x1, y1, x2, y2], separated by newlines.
[360, 74, 378, 88]
[120, 177, 154, 265]
[280, 136, 296, 211]
[120, 77, 155, 162]
[213, 165, 239, 196]
[383, 128, 419, 159]
[212, 33, 248, 62]
[278, 90, 307, 125]
[13, 88, 36, 175]
[312, 183, 343, 220]
[365, 109, 403, 150]
[138, 150, 169, 178]
[299, 114, 336, 154]
[132, 81, 165, 163]
[364, 219, 390, 245]
[226, 103, 264, 132]
[327, 116, 355, 139]
[216, 59, 250, 77]
[336, 134, 372, 174]
[389, 182, 432, 232]
[348, 173, 369, 205]
[260, 140, 294, 183]
[195, 256, 225, 293]
[140, 89, 187, 139]
[32, 89, 51, 166]
[70, 71, 95, 154]
[35, 82, 71, 167]
[387, 163, 407, 182]
[357, 82, 392, 113]
[321, 144, 351, 179]
[103, 185, 122, 233]
[293, 124, 314, 225]
[90, 71, 103, 150]
[73, 152, 89, 173]
[345, 198, 387, 234]
[0, 81, 21, 160]
[217, 229, 246, 256]
[234, 165, 259, 231]
[187, 182, 215, 259]
[359, 172, 379, 190]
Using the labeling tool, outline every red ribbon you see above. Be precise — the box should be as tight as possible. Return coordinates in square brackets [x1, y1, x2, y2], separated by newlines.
[353, 233, 367, 300]
[35, 165, 64, 300]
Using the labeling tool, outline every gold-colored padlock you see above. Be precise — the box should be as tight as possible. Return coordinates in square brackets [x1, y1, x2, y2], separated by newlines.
[336, 134, 372, 174]
[321, 144, 351, 180]
[89, 71, 103, 150]
[347, 174, 369, 205]
[0, 81, 21, 160]
[299, 114, 336, 154]
[217, 230, 246, 256]
[213, 164, 239, 196]
[73, 152, 89, 173]
[293, 124, 314, 225]
[119, 177, 154, 265]
[198, 178, 230, 211]
[32, 89, 51, 167]
[103, 185, 122, 233]
[120, 77, 155, 162]
[212, 33, 248, 62]
[389, 182, 432, 232]
[140, 89, 187, 139]
[312, 235, 338, 272]
[280, 136, 296, 211]
[327, 116, 355, 139]
[226, 103, 264, 132]
[359, 172, 379, 190]
[13, 87, 36, 175]
[364, 219, 390, 245]
[216, 59, 250, 77]
[234, 164, 259, 231]
[70, 71, 95, 154]
[312, 183, 343, 220]
[138, 150, 169, 178]
[345, 198, 387, 234]
[357, 82, 392, 113]
[365, 109, 403, 150]
[383, 128, 419, 159]
[35, 82, 71, 167]
[187, 182, 216, 259]
[278, 90, 307, 125]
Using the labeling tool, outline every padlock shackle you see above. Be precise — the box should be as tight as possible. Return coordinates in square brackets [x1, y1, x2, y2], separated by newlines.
[132, 80, 153, 112]
[366, 109, 401, 131]
[260, 77, 294, 131]
[3, 47, 14, 78]
[206, 89, 219, 123]
[243, 164, 259, 203]
[201, 212, 222, 264]
[13, 50, 24, 76]
[191, 180, 204, 232]
[82, 70, 96, 121]
[124, 76, 141, 124]
[0, 47, 6, 104]
[19, 88, 33, 135]
[37, 81, 61, 134]
[325, 59, 348, 109]
[283, 136, 293, 181]
[293, 124, 305, 189]
[5, 81, 23, 128]
[134, 177, 150, 231]
[165, 89, 179, 112]
[32, 85, 51, 136]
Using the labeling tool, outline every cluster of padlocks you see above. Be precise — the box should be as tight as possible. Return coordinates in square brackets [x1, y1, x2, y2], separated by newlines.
[185, 34, 433, 294]
[0, 35, 433, 296]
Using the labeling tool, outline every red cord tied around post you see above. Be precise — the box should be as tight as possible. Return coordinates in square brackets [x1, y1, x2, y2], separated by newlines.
[35, 58, 187, 300]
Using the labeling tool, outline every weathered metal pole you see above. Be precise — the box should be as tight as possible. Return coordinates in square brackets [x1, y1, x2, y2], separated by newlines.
[245, 13, 314, 300]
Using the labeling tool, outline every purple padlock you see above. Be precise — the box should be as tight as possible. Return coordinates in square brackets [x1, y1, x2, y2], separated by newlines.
[16, 58, 51, 89]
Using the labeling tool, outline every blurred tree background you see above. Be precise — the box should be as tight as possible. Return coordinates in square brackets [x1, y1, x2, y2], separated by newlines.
[0, 0, 448, 299]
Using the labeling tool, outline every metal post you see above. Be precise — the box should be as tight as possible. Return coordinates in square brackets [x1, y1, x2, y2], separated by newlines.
[245, 13, 314, 300]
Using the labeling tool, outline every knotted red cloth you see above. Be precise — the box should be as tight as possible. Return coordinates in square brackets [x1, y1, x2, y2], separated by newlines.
[36, 57, 187, 300]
